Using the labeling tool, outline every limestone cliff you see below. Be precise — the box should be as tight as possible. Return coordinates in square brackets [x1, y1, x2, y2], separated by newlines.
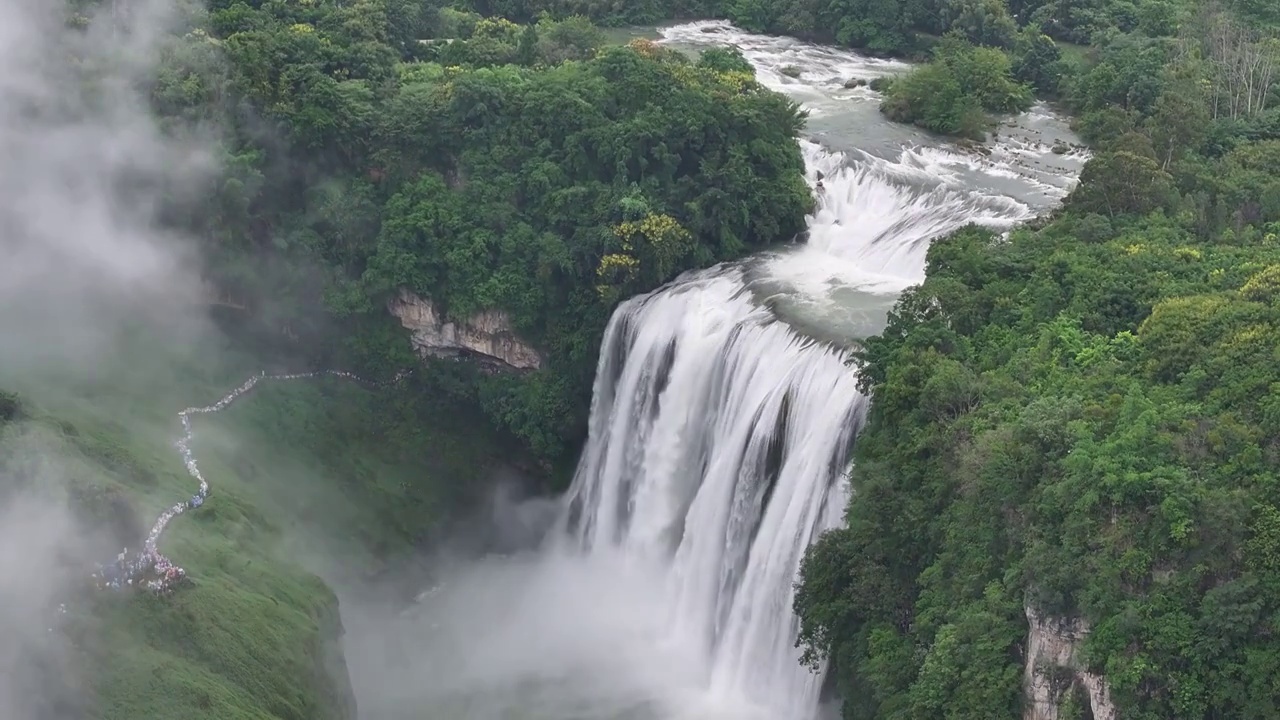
[387, 289, 542, 371]
[1024, 606, 1117, 720]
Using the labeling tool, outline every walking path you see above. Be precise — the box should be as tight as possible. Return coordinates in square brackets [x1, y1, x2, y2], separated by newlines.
[90, 368, 408, 594]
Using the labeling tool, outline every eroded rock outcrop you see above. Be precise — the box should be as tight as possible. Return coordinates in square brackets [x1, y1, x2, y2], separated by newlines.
[388, 289, 542, 371]
[1024, 606, 1117, 720]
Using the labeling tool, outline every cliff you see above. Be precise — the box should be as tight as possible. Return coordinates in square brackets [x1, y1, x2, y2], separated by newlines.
[1023, 606, 1117, 720]
[387, 290, 542, 372]
[318, 591, 360, 720]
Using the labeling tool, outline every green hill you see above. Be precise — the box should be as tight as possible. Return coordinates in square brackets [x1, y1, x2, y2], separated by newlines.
[1, 325, 512, 719]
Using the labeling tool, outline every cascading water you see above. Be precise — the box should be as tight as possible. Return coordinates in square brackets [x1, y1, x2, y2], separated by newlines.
[557, 268, 865, 714]
[347, 22, 1085, 720]
[542, 22, 1085, 718]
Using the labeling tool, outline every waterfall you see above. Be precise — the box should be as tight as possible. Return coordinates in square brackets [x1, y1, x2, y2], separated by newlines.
[555, 268, 863, 714]
[539, 22, 1084, 720]
[362, 22, 1085, 720]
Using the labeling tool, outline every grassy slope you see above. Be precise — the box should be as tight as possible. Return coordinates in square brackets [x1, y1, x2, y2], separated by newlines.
[1, 322, 510, 719]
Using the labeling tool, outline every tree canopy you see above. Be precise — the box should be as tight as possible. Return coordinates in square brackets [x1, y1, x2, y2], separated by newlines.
[148, 1, 811, 465]
[794, 2, 1280, 718]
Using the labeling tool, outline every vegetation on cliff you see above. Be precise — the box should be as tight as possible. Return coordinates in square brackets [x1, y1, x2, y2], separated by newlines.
[794, 2, 1280, 718]
[157, 0, 812, 466]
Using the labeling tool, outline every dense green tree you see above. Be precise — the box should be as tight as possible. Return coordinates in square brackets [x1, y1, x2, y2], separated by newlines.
[943, 0, 1020, 47]
[796, 4, 1280, 718]
[880, 36, 1034, 137]
[1011, 24, 1066, 93]
[148, 4, 811, 465]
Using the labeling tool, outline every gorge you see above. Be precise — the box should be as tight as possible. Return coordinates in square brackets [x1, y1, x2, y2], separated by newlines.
[340, 21, 1088, 720]
[10, 0, 1280, 716]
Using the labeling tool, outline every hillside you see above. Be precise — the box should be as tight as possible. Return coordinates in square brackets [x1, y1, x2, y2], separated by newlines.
[0, 323, 512, 719]
[168, 0, 813, 468]
[793, 1, 1280, 718]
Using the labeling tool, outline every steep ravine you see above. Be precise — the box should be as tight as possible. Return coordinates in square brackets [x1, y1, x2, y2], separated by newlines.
[341, 21, 1098, 720]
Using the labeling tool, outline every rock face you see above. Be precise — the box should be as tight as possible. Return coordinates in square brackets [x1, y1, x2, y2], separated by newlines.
[319, 598, 359, 720]
[1024, 606, 1118, 720]
[387, 289, 542, 371]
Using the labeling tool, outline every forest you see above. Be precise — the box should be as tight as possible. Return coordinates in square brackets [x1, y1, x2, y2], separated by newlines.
[146, 0, 1280, 475]
[150, 0, 811, 468]
[793, 1, 1280, 719]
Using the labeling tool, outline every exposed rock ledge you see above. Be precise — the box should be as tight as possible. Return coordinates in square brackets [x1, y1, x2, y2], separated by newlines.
[387, 289, 542, 371]
[1024, 606, 1117, 720]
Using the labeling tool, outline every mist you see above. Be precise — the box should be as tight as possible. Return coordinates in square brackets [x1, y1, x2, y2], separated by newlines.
[0, 0, 214, 377]
[296, 474, 573, 715]
[333, 533, 757, 720]
[313, 471, 788, 720]
[0, 465, 88, 720]
[0, 0, 224, 717]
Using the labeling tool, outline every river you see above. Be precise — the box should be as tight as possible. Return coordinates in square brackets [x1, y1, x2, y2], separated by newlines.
[341, 21, 1085, 720]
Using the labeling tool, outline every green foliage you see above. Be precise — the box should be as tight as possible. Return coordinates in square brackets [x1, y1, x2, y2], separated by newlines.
[795, 5, 1280, 719]
[1069, 149, 1177, 216]
[151, 3, 811, 465]
[463, 0, 725, 27]
[358, 41, 808, 458]
[942, 0, 1019, 47]
[1011, 24, 1067, 94]
[880, 36, 1034, 138]
[698, 45, 756, 74]
[457, 0, 1145, 56]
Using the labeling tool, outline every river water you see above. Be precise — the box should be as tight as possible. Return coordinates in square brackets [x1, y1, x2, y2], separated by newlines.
[343, 22, 1084, 720]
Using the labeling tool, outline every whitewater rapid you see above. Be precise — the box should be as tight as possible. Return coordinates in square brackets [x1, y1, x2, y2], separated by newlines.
[658, 20, 1085, 345]
[347, 22, 1086, 720]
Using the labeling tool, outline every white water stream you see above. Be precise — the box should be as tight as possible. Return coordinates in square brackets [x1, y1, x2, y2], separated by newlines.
[347, 22, 1085, 720]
